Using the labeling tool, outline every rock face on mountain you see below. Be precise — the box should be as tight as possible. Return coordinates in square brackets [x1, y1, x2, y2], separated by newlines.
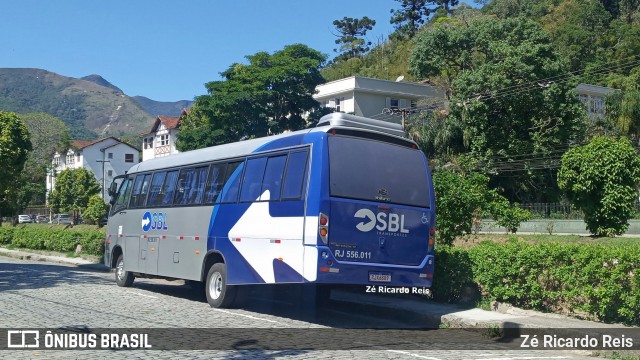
[0, 68, 155, 139]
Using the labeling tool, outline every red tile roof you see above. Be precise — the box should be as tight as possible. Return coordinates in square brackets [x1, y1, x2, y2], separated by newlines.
[158, 115, 180, 130]
[71, 140, 93, 149]
[70, 137, 118, 149]
[141, 114, 183, 136]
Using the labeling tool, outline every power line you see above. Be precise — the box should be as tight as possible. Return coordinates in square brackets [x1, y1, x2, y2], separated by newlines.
[371, 53, 640, 122]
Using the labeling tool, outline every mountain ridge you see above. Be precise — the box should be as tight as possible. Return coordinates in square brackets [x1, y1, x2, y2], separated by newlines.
[0, 68, 192, 139]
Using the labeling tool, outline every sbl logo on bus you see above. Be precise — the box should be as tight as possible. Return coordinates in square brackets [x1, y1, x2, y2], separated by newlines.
[354, 209, 409, 234]
[142, 211, 168, 232]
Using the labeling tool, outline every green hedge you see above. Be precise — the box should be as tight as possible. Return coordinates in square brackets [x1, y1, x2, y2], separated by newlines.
[0, 225, 104, 256]
[435, 240, 640, 325]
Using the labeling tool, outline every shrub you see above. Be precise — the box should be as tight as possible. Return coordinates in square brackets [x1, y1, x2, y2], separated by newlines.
[0, 226, 15, 244]
[0, 224, 104, 256]
[433, 246, 476, 303]
[558, 136, 640, 236]
[432, 170, 495, 245]
[437, 240, 640, 325]
[490, 201, 533, 233]
[83, 195, 108, 225]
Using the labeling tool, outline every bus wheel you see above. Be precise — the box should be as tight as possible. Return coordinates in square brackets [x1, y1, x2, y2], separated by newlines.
[115, 254, 134, 287]
[205, 263, 236, 308]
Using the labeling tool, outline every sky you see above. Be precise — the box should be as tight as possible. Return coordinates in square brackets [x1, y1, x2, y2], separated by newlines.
[0, 0, 421, 102]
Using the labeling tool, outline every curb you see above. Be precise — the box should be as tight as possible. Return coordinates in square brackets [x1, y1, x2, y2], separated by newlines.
[0, 247, 109, 272]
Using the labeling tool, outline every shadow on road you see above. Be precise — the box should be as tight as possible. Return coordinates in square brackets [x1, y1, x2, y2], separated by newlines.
[132, 279, 440, 329]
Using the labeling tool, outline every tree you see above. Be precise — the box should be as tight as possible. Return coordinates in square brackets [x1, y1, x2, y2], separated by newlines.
[48, 168, 101, 222]
[177, 44, 326, 151]
[390, 0, 460, 38]
[406, 110, 465, 162]
[83, 195, 108, 225]
[482, 0, 555, 20]
[558, 136, 640, 236]
[18, 113, 71, 206]
[410, 17, 587, 202]
[541, 0, 611, 71]
[0, 111, 32, 224]
[332, 16, 376, 61]
[432, 167, 530, 244]
[606, 90, 640, 140]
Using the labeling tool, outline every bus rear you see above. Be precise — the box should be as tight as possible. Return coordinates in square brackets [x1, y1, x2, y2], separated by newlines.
[314, 127, 435, 290]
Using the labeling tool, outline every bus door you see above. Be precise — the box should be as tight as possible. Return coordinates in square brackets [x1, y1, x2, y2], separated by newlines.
[326, 134, 434, 267]
[108, 176, 141, 273]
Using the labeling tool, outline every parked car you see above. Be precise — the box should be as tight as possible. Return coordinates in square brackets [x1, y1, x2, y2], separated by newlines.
[36, 215, 48, 223]
[50, 214, 72, 225]
[98, 217, 108, 227]
[18, 214, 33, 224]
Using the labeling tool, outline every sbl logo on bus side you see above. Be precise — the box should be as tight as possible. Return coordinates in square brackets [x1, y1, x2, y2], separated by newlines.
[354, 209, 409, 234]
[142, 211, 168, 232]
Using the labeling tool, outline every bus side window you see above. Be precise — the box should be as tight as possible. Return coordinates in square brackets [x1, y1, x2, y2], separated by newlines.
[282, 151, 309, 200]
[112, 178, 133, 214]
[261, 155, 287, 201]
[173, 168, 194, 206]
[187, 166, 209, 205]
[220, 161, 243, 203]
[175, 166, 209, 206]
[204, 163, 226, 204]
[130, 174, 151, 208]
[240, 157, 267, 202]
[160, 170, 179, 206]
[147, 171, 167, 207]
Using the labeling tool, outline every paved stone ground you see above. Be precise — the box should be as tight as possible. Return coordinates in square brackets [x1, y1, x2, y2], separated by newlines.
[0, 256, 601, 359]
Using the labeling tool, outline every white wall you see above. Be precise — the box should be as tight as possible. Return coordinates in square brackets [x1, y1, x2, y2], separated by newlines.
[46, 139, 139, 203]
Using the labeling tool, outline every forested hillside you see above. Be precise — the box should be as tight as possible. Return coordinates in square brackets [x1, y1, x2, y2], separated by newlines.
[322, 0, 640, 207]
[0, 68, 155, 139]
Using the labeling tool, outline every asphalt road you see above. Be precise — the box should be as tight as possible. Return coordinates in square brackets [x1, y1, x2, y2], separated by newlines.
[0, 256, 597, 359]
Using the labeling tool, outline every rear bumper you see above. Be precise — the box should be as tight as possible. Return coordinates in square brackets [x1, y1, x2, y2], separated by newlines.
[314, 246, 434, 288]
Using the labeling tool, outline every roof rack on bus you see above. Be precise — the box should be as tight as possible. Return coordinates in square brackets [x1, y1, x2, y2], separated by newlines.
[317, 113, 406, 138]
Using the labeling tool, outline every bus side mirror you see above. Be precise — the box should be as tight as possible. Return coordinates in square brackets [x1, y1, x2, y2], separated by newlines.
[108, 182, 118, 197]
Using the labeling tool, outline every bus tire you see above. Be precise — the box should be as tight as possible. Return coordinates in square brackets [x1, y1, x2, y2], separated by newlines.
[115, 254, 134, 287]
[205, 263, 236, 308]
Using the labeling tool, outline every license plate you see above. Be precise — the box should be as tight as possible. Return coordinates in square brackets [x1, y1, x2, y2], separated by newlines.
[369, 272, 391, 282]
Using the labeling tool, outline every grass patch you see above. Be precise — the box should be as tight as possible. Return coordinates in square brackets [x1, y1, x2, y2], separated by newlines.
[473, 297, 493, 311]
[454, 233, 640, 248]
[602, 351, 640, 360]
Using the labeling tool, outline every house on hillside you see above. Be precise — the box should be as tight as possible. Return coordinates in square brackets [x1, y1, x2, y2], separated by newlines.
[575, 83, 618, 122]
[46, 137, 140, 203]
[313, 76, 445, 123]
[141, 109, 189, 161]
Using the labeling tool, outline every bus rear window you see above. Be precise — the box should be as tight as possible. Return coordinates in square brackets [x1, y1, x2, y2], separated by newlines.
[328, 135, 430, 207]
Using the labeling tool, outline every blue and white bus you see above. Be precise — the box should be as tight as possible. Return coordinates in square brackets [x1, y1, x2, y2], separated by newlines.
[105, 113, 435, 308]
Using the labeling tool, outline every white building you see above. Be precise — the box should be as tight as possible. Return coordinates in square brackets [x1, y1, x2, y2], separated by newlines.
[46, 137, 140, 202]
[141, 110, 188, 162]
[313, 76, 444, 122]
[575, 83, 618, 122]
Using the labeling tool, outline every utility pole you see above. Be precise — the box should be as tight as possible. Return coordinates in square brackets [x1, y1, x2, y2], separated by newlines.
[96, 159, 110, 200]
[384, 107, 415, 128]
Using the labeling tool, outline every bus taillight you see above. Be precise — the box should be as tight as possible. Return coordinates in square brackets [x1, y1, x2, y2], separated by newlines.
[319, 212, 329, 244]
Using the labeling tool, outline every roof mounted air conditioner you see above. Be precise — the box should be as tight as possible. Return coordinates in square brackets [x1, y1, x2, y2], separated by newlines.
[317, 113, 406, 138]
